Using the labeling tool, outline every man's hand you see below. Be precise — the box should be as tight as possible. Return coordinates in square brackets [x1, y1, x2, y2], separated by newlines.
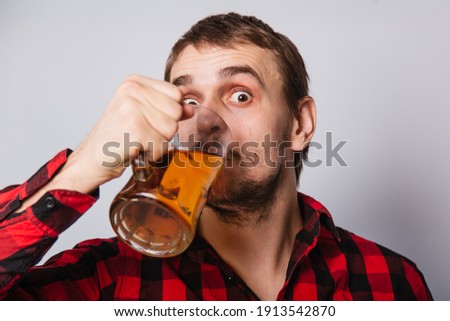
[17, 76, 187, 211]
[62, 75, 188, 193]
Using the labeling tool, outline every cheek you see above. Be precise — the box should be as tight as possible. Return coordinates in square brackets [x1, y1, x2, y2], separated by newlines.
[229, 113, 270, 140]
[229, 124, 261, 148]
[226, 109, 289, 155]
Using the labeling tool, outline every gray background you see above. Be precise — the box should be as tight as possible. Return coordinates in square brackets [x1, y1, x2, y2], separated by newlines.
[1, 0, 449, 300]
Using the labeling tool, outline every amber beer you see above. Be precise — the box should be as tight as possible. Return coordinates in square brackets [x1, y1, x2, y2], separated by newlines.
[110, 148, 223, 257]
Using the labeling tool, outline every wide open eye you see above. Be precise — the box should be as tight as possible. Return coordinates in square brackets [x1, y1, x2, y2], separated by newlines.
[229, 91, 252, 103]
[183, 97, 200, 105]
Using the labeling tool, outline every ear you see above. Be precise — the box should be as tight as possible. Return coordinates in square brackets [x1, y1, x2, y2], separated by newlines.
[289, 96, 317, 151]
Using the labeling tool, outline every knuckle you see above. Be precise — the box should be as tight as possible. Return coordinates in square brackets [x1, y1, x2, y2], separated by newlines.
[118, 76, 142, 95]
[158, 80, 182, 102]
[171, 86, 183, 102]
[126, 74, 143, 83]
[162, 121, 178, 140]
[170, 104, 183, 120]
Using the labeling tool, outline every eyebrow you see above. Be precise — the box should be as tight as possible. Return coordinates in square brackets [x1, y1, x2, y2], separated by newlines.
[171, 65, 265, 88]
[218, 65, 265, 88]
[172, 74, 192, 87]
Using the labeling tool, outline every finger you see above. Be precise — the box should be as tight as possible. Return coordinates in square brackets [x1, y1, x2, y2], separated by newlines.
[140, 104, 179, 141]
[121, 111, 175, 163]
[138, 123, 172, 162]
[140, 86, 184, 121]
[127, 75, 183, 103]
[122, 76, 184, 121]
[180, 103, 195, 120]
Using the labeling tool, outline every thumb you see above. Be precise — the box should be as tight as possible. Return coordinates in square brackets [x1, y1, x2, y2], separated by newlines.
[180, 103, 195, 120]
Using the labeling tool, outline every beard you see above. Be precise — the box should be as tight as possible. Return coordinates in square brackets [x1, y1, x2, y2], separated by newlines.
[204, 118, 293, 227]
[205, 165, 283, 227]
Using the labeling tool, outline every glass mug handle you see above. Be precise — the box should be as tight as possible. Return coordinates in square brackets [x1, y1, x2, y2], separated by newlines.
[132, 135, 181, 183]
[132, 151, 152, 183]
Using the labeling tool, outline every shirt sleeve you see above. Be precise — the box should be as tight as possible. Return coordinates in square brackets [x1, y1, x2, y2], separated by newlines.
[401, 257, 434, 300]
[0, 149, 99, 299]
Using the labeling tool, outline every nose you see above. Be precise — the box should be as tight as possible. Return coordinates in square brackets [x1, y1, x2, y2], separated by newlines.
[196, 108, 226, 141]
[193, 108, 231, 156]
[178, 102, 232, 152]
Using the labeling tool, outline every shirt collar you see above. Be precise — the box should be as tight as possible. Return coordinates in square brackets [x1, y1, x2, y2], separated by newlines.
[283, 193, 341, 279]
[298, 193, 341, 242]
[187, 193, 341, 264]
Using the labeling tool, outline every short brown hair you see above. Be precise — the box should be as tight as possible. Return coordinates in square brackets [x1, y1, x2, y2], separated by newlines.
[164, 12, 310, 181]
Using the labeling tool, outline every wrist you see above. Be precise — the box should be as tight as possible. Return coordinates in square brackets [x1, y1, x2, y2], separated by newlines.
[54, 155, 103, 194]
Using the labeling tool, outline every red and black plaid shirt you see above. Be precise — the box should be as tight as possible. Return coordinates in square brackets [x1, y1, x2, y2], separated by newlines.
[0, 150, 432, 300]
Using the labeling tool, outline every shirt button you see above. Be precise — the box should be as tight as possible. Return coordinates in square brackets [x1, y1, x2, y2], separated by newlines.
[44, 196, 56, 209]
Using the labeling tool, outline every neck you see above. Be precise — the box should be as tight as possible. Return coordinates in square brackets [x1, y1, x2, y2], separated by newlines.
[197, 171, 302, 299]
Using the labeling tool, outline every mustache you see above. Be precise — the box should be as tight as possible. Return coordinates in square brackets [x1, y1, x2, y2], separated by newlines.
[205, 162, 284, 227]
[190, 141, 245, 162]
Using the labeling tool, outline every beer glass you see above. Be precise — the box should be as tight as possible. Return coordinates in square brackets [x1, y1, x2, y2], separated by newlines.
[109, 106, 231, 257]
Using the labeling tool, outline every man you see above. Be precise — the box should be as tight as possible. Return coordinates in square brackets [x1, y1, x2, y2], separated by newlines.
[0, 12, 432, 300]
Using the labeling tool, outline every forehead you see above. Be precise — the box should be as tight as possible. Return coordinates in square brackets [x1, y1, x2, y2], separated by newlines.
[169, 44, 281, 84]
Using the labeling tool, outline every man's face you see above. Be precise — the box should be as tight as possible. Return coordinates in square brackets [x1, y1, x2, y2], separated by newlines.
[170, 44, 294, 224]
